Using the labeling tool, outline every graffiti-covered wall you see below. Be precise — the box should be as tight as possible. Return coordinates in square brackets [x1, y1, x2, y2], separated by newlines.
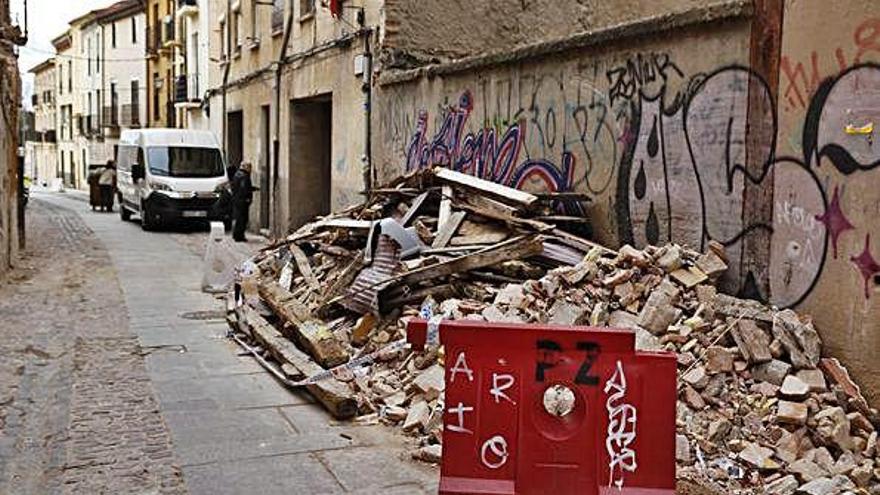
[773, 0, 880, 404]
[374, 1, 880, 404]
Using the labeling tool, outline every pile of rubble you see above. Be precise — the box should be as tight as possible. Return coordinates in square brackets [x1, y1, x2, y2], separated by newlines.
[225, 167, 879, 494]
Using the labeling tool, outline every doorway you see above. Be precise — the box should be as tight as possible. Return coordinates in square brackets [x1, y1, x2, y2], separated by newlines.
[226, 110, 244, 174]
[288, 95, 331, 231]
[259, 105, 270, 230]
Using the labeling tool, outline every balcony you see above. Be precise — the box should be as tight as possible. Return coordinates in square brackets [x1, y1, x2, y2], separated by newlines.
[178, 0, 198, 17]
[121, 104, 141, 128]
[163, 17, 176, 47]
[86, 115, 100, 136]
[146, 24, 161, 55]
[174, 74, 201, 104]
[102, 106, 119, 128]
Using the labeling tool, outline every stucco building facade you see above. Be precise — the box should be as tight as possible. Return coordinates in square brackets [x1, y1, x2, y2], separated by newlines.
[145, 0, 180, 128]
[372, 0, 880, 404]
[206, 0, 376, 235]
[25, 58, 58, 186]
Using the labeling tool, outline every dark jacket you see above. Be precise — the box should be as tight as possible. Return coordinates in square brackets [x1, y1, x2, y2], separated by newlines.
[231, 169, 255, 205]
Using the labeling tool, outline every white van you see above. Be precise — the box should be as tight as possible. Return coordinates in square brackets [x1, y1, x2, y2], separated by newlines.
[116, 129, 230, 230]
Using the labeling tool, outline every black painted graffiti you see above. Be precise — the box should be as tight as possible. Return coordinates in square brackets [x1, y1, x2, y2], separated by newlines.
[607, 52, 687, 107]
[535, 339, 601, 385]
[618, 63, 880, 306]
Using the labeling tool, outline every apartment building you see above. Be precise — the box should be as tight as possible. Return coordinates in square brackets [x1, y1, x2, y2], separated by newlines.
[207, 0, 375, 235]
[24, 58, 58, 186]
[175, 0, 212, 130]
[47, 1, 146, 190]
[145, 0, 180, 128]
[81, 0, 146, 169]
[51, 31, 78, 189]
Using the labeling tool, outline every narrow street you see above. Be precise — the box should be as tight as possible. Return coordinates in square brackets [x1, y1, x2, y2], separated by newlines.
[0, 192, 437, 495]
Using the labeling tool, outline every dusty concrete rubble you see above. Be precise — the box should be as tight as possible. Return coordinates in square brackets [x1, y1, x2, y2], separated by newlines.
[226, 167, 879, 494]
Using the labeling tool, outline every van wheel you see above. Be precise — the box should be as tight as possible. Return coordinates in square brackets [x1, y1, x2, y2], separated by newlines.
[141, 204, 159, 231]
[120, 204, 132, 222]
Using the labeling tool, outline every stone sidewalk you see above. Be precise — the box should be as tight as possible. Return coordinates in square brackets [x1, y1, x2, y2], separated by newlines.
[4, 193, 438, 494]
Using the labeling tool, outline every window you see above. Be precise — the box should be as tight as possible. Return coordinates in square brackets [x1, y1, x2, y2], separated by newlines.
[131, 80, 140, 126]
[250, 0, 259, 42]
[299, 0, 314, 18]
[147, 147, 224, 178]
[87, 40, 91, 75]
[233, 10, 242, 54]
[132, 17, 137, 44]
[110, 82, 118, 125]
[271, 0, 284, 33]
[219, 20, 226, 59]
[58, 65, 63, 94]
[68, 62, 72, 92]
[112, 22, 117, 48]
[153, 73, 161, 121]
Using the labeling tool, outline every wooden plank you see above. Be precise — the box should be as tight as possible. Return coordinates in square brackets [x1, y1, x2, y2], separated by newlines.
[450, 220, 509, 246]
[290, 244, 321, 293]
[238, 305, 358, 419]
[258, 281, 350, 368]
[390, 234, 544, 288]
[437, 185, 453, 229]
[317, 218, 374, 230]
[434, 166, 538, 207]
[400, 191, 429, 226]
[431, 211, 466, 248]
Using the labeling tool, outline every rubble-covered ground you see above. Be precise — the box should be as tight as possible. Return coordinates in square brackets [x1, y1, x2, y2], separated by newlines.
[228, 167, 880, 495]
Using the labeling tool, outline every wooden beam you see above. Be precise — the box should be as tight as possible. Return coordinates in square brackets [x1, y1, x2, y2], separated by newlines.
[400, 191, 429, 226]
[390, 234, 545, 288]
[238, 305, 358, 419]
[437, 185, 453, 229]
[258, 281, 350, 368]
[290, 244, 321, 293]
[434, 167, 538, 207]
[431, 211, 466, 248]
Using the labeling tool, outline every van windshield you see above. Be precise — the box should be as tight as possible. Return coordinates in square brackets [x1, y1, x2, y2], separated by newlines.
[147, 146, 224, 178]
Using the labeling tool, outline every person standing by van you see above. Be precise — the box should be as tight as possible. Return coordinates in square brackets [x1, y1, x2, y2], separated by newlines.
[231, 161, 257, 242]
[99, 160, 117, 212]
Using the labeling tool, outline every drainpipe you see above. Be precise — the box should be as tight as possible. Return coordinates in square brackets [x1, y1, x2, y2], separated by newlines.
[222, 0, 232, 160]
[361, 27, 372, 195]
[271, 3, 296, 235]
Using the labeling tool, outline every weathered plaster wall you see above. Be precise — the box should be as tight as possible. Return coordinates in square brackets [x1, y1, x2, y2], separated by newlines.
[772, 0, 880, 404]
[0, 0, 20, 277]
[374, 0, 880, 403]
[381, 0, 721, 65]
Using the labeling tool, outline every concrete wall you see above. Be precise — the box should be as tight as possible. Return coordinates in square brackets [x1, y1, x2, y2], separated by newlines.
[0, 0, 20, 276]
[381, 0, 717, 64]
[373, 0, 880, 403]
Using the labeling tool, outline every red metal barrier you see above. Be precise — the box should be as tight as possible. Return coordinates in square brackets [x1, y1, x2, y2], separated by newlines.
[407, 319, 677, 495]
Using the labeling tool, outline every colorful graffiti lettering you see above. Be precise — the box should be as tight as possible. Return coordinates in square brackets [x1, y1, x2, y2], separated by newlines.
[405, 90, 581, 214]
[780, 18, 880, 111]
[619, 62, 880, 306]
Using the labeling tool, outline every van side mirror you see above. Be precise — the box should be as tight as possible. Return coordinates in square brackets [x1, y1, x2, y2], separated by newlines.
[131, 163, 145, 181]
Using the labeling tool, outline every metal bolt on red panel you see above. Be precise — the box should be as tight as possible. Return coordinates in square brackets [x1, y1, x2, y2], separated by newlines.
[407, 319, 677, 495]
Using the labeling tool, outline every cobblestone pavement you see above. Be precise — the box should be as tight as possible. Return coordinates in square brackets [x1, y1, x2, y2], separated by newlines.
[0, 198, 185, 494]
[1, 192, 438, 495]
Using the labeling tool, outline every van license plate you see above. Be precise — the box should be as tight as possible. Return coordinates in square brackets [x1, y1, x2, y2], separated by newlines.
[182, 211, 208, 218]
